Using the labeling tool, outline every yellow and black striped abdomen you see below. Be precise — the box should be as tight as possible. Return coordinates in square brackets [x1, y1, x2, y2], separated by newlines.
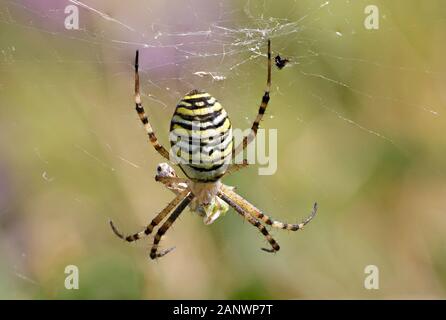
[169, 90, 232, 182]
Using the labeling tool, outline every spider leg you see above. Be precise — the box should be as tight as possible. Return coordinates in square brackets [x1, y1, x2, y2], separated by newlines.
[150, 192, 194, 259]
[109, 189, 190, 242]
[220, 184, 317, 231]
[225, 161, 248, 176]
[231, 39, 271, 172]
[134, 50, 171, 160]
[218, 191, 280, 253]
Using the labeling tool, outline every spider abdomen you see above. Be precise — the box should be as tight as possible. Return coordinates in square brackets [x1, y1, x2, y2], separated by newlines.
[170, 90, 233, 182]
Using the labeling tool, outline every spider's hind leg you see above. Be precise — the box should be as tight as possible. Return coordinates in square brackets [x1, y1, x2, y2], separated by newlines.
[218, 191, 280, 253]
[109, 189, 189, 242]
[220, 184, 317, 231]
[150, 192, 194, 259]
[134, 50, 171, 161]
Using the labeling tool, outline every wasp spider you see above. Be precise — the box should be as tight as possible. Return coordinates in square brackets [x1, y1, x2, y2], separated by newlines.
[110, 40, 317, 259]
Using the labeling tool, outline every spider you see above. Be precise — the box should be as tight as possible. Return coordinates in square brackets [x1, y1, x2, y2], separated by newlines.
[110, 40, 317, 259]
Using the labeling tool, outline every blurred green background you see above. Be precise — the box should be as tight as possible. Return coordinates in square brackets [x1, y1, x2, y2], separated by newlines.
[0, 0, 446, 299]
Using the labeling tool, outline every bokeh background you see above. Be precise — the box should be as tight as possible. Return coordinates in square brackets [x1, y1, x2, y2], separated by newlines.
[0, 0, 446, 299]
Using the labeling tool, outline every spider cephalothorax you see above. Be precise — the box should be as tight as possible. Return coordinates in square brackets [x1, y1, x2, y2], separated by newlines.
[155, 162, 230, 225]
[110, 40, 317, 260]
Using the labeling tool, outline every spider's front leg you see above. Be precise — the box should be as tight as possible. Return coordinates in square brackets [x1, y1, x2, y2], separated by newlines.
[230, 39, 272, 175]
[134, 50, 171, 161]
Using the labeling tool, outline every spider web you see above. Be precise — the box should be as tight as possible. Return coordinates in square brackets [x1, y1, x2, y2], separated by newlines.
[1, 0, 445, 295]
[1, 0, 440, 143]
[0, 1, 443, 198]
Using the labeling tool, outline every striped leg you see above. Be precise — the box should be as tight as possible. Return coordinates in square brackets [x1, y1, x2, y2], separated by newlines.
[134, 50, 170, 160]
[225, 161, 248, 176]
[220, 184, 317, 231]
[150, 192, 194, 259]
[231, 39, 272, 169]
[109, 189, 189, 242]
[218, 191, 280, 253]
